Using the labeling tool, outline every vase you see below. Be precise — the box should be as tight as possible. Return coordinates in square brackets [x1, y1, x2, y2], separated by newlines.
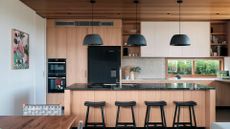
[130, 71, 135, 80]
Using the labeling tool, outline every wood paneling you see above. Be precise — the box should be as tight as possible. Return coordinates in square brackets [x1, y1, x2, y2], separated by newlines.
[66, 27, 88, 85]
[47, 93, 64, 106]
[65, 90, 214, 127]
[209, 81, 230, 106]
[47, 27, 67, 58]
[205, 90, 216, 129]
[20, 0, 230, 20]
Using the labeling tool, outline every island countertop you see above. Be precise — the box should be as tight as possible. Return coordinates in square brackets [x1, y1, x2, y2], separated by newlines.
[66, 83, 215, 91]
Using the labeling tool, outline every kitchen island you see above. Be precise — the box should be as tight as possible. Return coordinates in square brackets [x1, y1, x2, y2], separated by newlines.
[64, 83, 215, 129]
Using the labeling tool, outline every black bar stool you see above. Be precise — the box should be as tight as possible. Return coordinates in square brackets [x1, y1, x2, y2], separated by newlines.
[144, 101, 167, 129]
[173, 101, 197, 128]
[115, 101, 137, 129]
[84, 101, 106, 129]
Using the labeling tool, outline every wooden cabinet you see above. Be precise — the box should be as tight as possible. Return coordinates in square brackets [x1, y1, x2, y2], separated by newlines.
[46, 93, 64, 106]
[93, 27, 122, 46]
[65, 90, 215, 127]
[46, 19, 122, 105]
[47, 27, 67, 58]
[141, 22, 210, 57]
[66, 27, 88, 85]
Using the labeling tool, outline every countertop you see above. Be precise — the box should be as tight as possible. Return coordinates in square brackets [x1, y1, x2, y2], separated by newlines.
[66, 83, 215, 91]
[121, 78, 215, 83]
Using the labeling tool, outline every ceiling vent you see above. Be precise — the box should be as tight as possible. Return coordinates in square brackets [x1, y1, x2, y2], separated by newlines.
[55, 21, 114, 27]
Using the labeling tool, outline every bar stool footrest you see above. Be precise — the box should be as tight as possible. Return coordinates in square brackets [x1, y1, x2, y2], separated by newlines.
[86, 122, 105, 126]
[146, 122, 164, 125]
[117, 122, 135, 126]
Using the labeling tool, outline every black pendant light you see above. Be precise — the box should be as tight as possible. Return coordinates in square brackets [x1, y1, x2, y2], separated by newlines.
[170, 0, 190, 46]
[127, 0, 147, 46]
[83, 0, 103, 46]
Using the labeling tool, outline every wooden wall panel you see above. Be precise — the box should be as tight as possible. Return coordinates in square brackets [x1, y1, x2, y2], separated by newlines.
[115, 91, 139, 124]
[138, 91, 161, 126]
[66, 27, 88, 85]
[46, 93, 64, 106]
[67, 90, 210, 127]
[47, 27, 56, 58]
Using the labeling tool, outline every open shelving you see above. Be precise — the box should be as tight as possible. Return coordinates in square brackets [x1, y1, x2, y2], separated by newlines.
[210, 21, 229, 57]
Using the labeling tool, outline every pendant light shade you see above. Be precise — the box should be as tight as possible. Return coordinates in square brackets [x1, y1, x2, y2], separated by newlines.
[170, 34, 190, 46]
[127, 34, 147, 46]
[83, 34, 103, 45]
[83, 0, 103, 46]
[127, 0, 147, 46]
[170, 0, 190, 46]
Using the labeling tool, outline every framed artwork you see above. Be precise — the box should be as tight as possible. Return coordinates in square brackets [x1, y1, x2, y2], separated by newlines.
[12, 29, 29, 69]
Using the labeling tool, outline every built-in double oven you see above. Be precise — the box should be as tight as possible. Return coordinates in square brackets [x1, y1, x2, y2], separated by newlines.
[48, 58, 66, 93]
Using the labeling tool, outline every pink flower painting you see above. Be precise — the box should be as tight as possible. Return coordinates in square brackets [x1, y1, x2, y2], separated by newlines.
[12, 29, 29, 69]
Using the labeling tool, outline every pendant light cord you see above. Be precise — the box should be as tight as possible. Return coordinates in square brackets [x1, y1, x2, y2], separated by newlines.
[91, 0, 95, 34]
[134, 0, 139, 34]
[178, 0, 182, 34]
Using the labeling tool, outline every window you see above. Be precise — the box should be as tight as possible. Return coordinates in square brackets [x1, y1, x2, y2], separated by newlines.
[167, 58, 223, 77]
[168, 60, 192, 75]
[195, 60, 220, 76]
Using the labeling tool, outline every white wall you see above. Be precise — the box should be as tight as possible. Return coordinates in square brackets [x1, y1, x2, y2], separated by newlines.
[0, 0, 46, 115]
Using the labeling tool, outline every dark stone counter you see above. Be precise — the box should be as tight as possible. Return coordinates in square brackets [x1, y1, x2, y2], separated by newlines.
[66, 83, 215, 91]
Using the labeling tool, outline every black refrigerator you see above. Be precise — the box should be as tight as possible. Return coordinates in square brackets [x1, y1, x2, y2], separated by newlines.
[88, 46, 121, 84]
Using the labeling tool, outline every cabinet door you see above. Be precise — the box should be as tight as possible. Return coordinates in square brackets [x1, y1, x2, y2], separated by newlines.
[141, 22, 182, 57]
[141, 22, 210, 57]
[67, 27, 88, 85]
[47, 27, 67, 58]
[94, 27, 121, 46]
[56, 27, 67, 58]
[47, 27, 56, 58]
[181, 22, 210, 57]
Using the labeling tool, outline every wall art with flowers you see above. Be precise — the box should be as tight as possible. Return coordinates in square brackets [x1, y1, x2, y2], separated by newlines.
[12, 29, 29, 69]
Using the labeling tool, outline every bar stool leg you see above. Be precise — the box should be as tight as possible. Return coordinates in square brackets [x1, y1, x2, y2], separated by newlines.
[160, 106, 167, 128]
[173, 105, 178, 127]
[100, 106, 106, 129]
[162, 107, 167, 128]
[192, 106, 197, 128]
[144, 106, 148, 127]
[176, 106, 181, 128]
[115, 106, 120, 129]
[189, 106, 193, 127]
[131, 106, 137, 129]
[144, 106, 150, 129]
[85, 106, 90, 128]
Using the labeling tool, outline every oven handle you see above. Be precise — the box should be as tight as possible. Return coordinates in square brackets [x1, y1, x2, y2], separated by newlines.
[48, 77, 66, 79]
[48, 62, 66, 64]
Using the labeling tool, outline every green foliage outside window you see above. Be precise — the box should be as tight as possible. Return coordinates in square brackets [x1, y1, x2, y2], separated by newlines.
[195, 60, 220, 75]
[168, 60, 192, 75]
[168, 59, 221, 76]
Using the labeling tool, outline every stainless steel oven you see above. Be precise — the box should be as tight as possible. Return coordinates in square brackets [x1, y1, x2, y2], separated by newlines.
[48, 59, 66, 76]
[48, 76, 66, 93]
[48, 59, 66, 93]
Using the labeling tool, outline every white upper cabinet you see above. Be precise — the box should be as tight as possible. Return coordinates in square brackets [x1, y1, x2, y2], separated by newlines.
[141, 22, 210, 57]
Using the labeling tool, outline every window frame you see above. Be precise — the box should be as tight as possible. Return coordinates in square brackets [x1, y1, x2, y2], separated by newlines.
[165, 57, 224, 78]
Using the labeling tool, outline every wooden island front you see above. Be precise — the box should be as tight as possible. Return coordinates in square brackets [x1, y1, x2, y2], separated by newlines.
[64, 83, 215, 129]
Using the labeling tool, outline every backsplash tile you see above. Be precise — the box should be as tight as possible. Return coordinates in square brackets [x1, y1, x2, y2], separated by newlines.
[122, 57, 165, 79]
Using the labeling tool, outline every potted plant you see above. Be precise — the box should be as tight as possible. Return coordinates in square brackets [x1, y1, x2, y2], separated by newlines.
[130, 66, 141, 80]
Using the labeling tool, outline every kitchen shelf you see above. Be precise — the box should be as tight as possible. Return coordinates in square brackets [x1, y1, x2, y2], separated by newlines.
[122, 20, 141, 57]
[211, 33, 226, 35]
[211, 43, 228, 46]
[210, 21, 228, 56]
